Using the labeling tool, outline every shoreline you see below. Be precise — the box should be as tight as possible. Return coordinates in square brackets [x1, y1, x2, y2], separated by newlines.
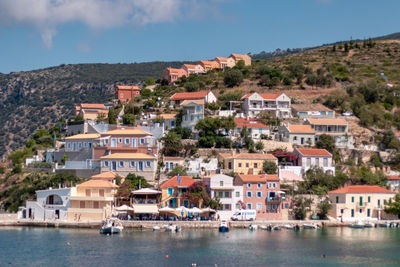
[1, 219, 399, 229]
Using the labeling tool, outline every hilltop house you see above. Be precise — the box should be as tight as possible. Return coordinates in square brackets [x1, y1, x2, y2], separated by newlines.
[65, 133, 100, 152]
[214, 57, 236, 68]
[234, 174, 287, 220]
[291, 103, 335, 119]
[162, 67, 188, 84]
[219, 153, 277, 175]
[181, 99, 204, 131]
[115, 85, 141, 103]
[198, 60, 220, 71]
[182, 64, 205, 75]
[169, 91, 217, 107]
[305, 118, 353, 148]
[387, 176, 400, 192]
[241, 92, 291, 118]
[153, 113, 177, 130]
[233, 118, 270, 140]
[278, 124, 315, 146]
[229, 53, 252, 66]
[100, 153, 157, 181]
[75, 103, 109, 121]
[328, 185, 395, 221]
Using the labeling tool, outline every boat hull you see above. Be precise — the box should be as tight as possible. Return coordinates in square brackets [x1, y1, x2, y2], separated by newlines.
[219, 226, 229, 232]
[100, 227, 121, 235]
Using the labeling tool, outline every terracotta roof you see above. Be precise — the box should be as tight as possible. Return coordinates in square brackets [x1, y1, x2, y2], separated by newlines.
[295, 148, 332, 157]
[215, 57, 228, 62]
[395, 132, 400, 137]
[291, 103, 333, 112]
[78, 179, 118, 189]
[155, 114, 177, 120]
[237, 174, 278, 183]
[170, 91, 209, 101]
[240, 92, 281, 100]
[388, 176, 400, 181]
[307, 118, 347, 126]
[230, 53, 249, 59]
[102, 129, 152, 136]
[100, 153, 156, 160]
[116, 85, 140, 90]
[164, 156, 185, 161]
[235, 118, 269, 129]
[91, 171, 119, 180]
[65, 134, 100, 140]
[328, 185, 394, 194]
[80, 103, 106, 109]
[183, 64, 197, 68]
[288, 124, 315, 134]
[160, 176, 196, 188]
[165, 67, 187, 76]
[181, 99, 204, 106]
[219, 153, 277, 160]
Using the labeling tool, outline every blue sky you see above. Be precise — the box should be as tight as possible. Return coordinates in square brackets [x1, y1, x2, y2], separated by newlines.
[0, 0, 399, 74]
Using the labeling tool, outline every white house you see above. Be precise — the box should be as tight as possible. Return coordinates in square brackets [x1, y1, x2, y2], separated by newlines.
[293, 147, 335, 175]
[279, 124, 315, 146]
[20, 187, 71, 221]
[241, 92, 291, 118]
[207, 174, 243, 220]
[170, 91, 217, 107]
[181, 99, 205, 131]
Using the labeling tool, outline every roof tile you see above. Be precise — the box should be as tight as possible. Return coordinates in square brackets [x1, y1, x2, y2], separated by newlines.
[328, 185, 394, 194]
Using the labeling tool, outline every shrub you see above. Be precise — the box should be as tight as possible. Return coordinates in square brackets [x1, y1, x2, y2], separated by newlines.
[223, 69, 243, 87]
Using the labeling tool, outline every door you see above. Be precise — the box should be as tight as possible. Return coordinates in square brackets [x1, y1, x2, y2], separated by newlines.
[112, 161, 117, 171]
[111, 138, 117, 147]
[132, 138, 137, 148]
[93, 201, 99, 209]
[55, 210, 60, 219]
[138, 161, 143, 171]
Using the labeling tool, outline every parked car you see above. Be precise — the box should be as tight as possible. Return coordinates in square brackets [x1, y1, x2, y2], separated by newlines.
[342, 111, 353, 116]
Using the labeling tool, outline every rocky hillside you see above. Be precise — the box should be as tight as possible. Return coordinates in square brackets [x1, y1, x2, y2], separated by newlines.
[0, 62, 189, 158]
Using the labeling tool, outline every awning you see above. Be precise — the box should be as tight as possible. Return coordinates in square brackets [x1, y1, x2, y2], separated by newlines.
[132, 188, 161, 195]
[133, 204, 159, 214]
[116, 205, 134, 211]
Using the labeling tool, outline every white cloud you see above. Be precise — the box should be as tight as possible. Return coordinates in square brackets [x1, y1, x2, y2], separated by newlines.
[0, 0, 220, 48]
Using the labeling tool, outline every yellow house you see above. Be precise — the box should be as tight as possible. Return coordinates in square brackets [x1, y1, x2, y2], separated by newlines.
[219, 153, 277, 175]
[328, 185, 395, 222]
[67, 179, 118, 222]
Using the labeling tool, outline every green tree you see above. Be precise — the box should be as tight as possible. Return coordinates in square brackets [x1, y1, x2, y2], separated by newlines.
[61, 154, 68, 165]
[162, 131, 183, 156]
[145, 77, 155, 85]
[167, 165, 188, 177]
[255, 141, 264, 151]
[236, 60, 245, 69]
[122, 113, 136, 125]
[384, 194, 400, 218]
[316, 134, 336, 154]
[223, 69, 243, 87]
[293, 197, 313, 220]
[263, 160, 277, 174]
[316, 198, 332, 219]
[381, 131, 399, 150]
[108, 108, 116, 124]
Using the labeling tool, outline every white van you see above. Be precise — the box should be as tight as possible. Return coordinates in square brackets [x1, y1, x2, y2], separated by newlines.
[231, 210, 256, 221]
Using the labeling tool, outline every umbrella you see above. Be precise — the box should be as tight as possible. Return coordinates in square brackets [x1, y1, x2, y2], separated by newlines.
[201, 207, 216, 213]
[115, 205, 134, 211]
[175, 206, 187, 212]
[278, 191, 286, 194]
[189, 207, 202, 214]
[159, 206, 175, 212]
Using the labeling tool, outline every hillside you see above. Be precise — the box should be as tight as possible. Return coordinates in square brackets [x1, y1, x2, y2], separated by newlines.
[0, 61, 190, 159]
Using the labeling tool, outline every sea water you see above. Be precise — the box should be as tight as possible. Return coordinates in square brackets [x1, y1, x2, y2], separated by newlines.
[1, 226, 400, 266]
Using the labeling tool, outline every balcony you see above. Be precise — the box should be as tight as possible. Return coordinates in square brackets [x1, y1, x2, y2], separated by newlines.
[266, 196, 282, 203]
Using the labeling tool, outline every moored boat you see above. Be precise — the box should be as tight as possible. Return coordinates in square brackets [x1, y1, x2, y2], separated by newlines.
[273, 225, 281, 231]
[349, 221, 365, 229]
[164, 224, 180, 232]
[153, 226, 161, 231]
[219, 220, 229, 232]
[303, 224, 318, 229]
[379, 222, 391, 228]
[364, 222, 375, 228]
[100, 218, 123, 235]
[249, 224, 258, 231]
[284, 224, 294, 230]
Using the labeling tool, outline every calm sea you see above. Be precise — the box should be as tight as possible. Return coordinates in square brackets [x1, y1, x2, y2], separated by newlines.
[1, 226, 400, 266]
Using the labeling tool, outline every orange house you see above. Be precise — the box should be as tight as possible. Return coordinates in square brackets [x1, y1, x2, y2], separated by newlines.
[116, 85, 141, 103]
[198, 60, 220, 71]
[162, 67, 188, 84]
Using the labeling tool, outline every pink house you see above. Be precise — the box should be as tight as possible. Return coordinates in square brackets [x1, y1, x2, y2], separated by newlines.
[234, 174, 286, 220]
[162, 67, 188, 84]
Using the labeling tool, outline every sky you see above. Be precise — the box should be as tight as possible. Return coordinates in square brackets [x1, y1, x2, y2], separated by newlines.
[0, 0, 399, 74]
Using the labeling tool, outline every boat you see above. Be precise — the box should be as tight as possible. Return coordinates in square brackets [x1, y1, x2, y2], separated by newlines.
[100, 218, 123, 235]
[273, 225, 281, 231]
[260, 225, 268, 230]
[164, 224, 180, 232]
[284, 224, 294, 230]
[249, 224, 258, 231]
[379, 222, 391, 228]
[219, 220, 229, 232]
[364, 222, 375, 228]
[303, 224, 318, 229]
[349, 221, 365, 229]
[153, 226, 161, 231]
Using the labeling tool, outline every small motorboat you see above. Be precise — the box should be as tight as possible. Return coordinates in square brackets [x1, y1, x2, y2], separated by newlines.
[260, 225, 268, 230]
[273, 225, 281, 231]
[364, 222, 375, 228]
[303, 224, 318, 229]
[100, 218, 123, 235]
[153, 226, 161, 231]
[379, 222, 391, 228]
[284, 224, 294, 230]
[349, 221, 365, 229]
[249, 224, 258, 231]
[164, 224, 181, 232]
[219, 220, 229, 232]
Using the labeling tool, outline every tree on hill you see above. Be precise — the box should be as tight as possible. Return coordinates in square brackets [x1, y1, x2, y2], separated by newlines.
[167, 165, 187, 177]
[316, 134, 336, 154]
[223, 69, 243, 87]
[162, 131, 183, 156]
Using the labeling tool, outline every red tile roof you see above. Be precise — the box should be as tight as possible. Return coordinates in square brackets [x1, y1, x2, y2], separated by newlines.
[219, 153, 277, 160]
[288, 124, 315, 133]
[235, 118, 269, 129]
[395, 132, 400, 137]
[237, 174, 279, 183]
[328, 185, 394, 194]
[170, 91, 209, 101]
[80, 103, 106, 109]
[296, 148, 332, 157]
[116, 85, 140, 90]
[160, 176, 196, 188]
[388, 176, 400, 181]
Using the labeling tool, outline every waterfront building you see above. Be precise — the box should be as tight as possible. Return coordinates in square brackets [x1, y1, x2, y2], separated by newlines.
[160, 176, 200, 208]
[219, 153, 278, 175]
[234, 174, 287, 220]
[278, 124, 315, 146]
[130, 188, 162, 218]
[387, 176, 400, 192]
[115, 85, 141, 103]
[328, 185, 395, 222]
[67, 179, 118, 222]
[205, 174, 243, 220]
[100, 153, 157, 181]
[240, 92, 291, 118]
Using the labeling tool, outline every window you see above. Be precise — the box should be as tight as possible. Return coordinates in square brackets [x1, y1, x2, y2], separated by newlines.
[223, 204, 231, 210]
[307, 158, 311, 167]
[119, 161, 124, 167]
[220, 181, 224, 186]
[99, 190, 104, 197]
[93, 201, 99, 209]
[118, 138, 122, 143]
[367, 209, 371, 217]
[85, 189, 91, 197]
[196, 105, 201, 112]
[368, 196, 371, 203]
[103, 161, 109, 167]
[336, 196, 339, 203]
[340, 209, 344, 214]
[315, 158, 319, 166]
[359, 196, 363, 206]
[132, 138, 137, 147]
[266, 204, 271, 210]
[224, 192, 230, 198]
[257, 183, 262, 188]
[184, 115, 188, 121]
[130, 161, 136, 167]
[351, 196, 354, 203]
[378, 199, 381, 207]
[246, 203, 253, 210]
[140, 138, 145, 144]
[246, 163, 249, 168]
[235, 203, 241, 210]
[246, 183, 251, 188]
[80, 201, 85, 208]
[293, 136, 297, 141]
[256, 203, 262, 210]
[323, 158, 328, 167]
[190, 115, 194, 121]
[78, 143, 82, 148]
[256, 192, 262, 198]
[168, 188, 173, 195]
[301, 137, 304, 144]
[196, 115, 200, 121]
[351, 209, 354, 217]
[67, 143, 72, 149]
[359, 209, 362, 213]
[104, 139, 109, 145]
[272, 204, 278, 210]
[228, 162, 232, 169]
[146, 161, 151, 167]
[246, 192, 253, 198]
[218, 191, 223, 198]
[238, 163, 242, 168]
[235, 192, 240, 197]
[124, 138, 130, 145]
[254, 163, 258, 168]
[273, 183, 277, 188]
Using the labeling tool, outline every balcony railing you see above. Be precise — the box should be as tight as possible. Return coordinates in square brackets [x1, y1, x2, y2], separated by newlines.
[266, 197, 282, 202]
